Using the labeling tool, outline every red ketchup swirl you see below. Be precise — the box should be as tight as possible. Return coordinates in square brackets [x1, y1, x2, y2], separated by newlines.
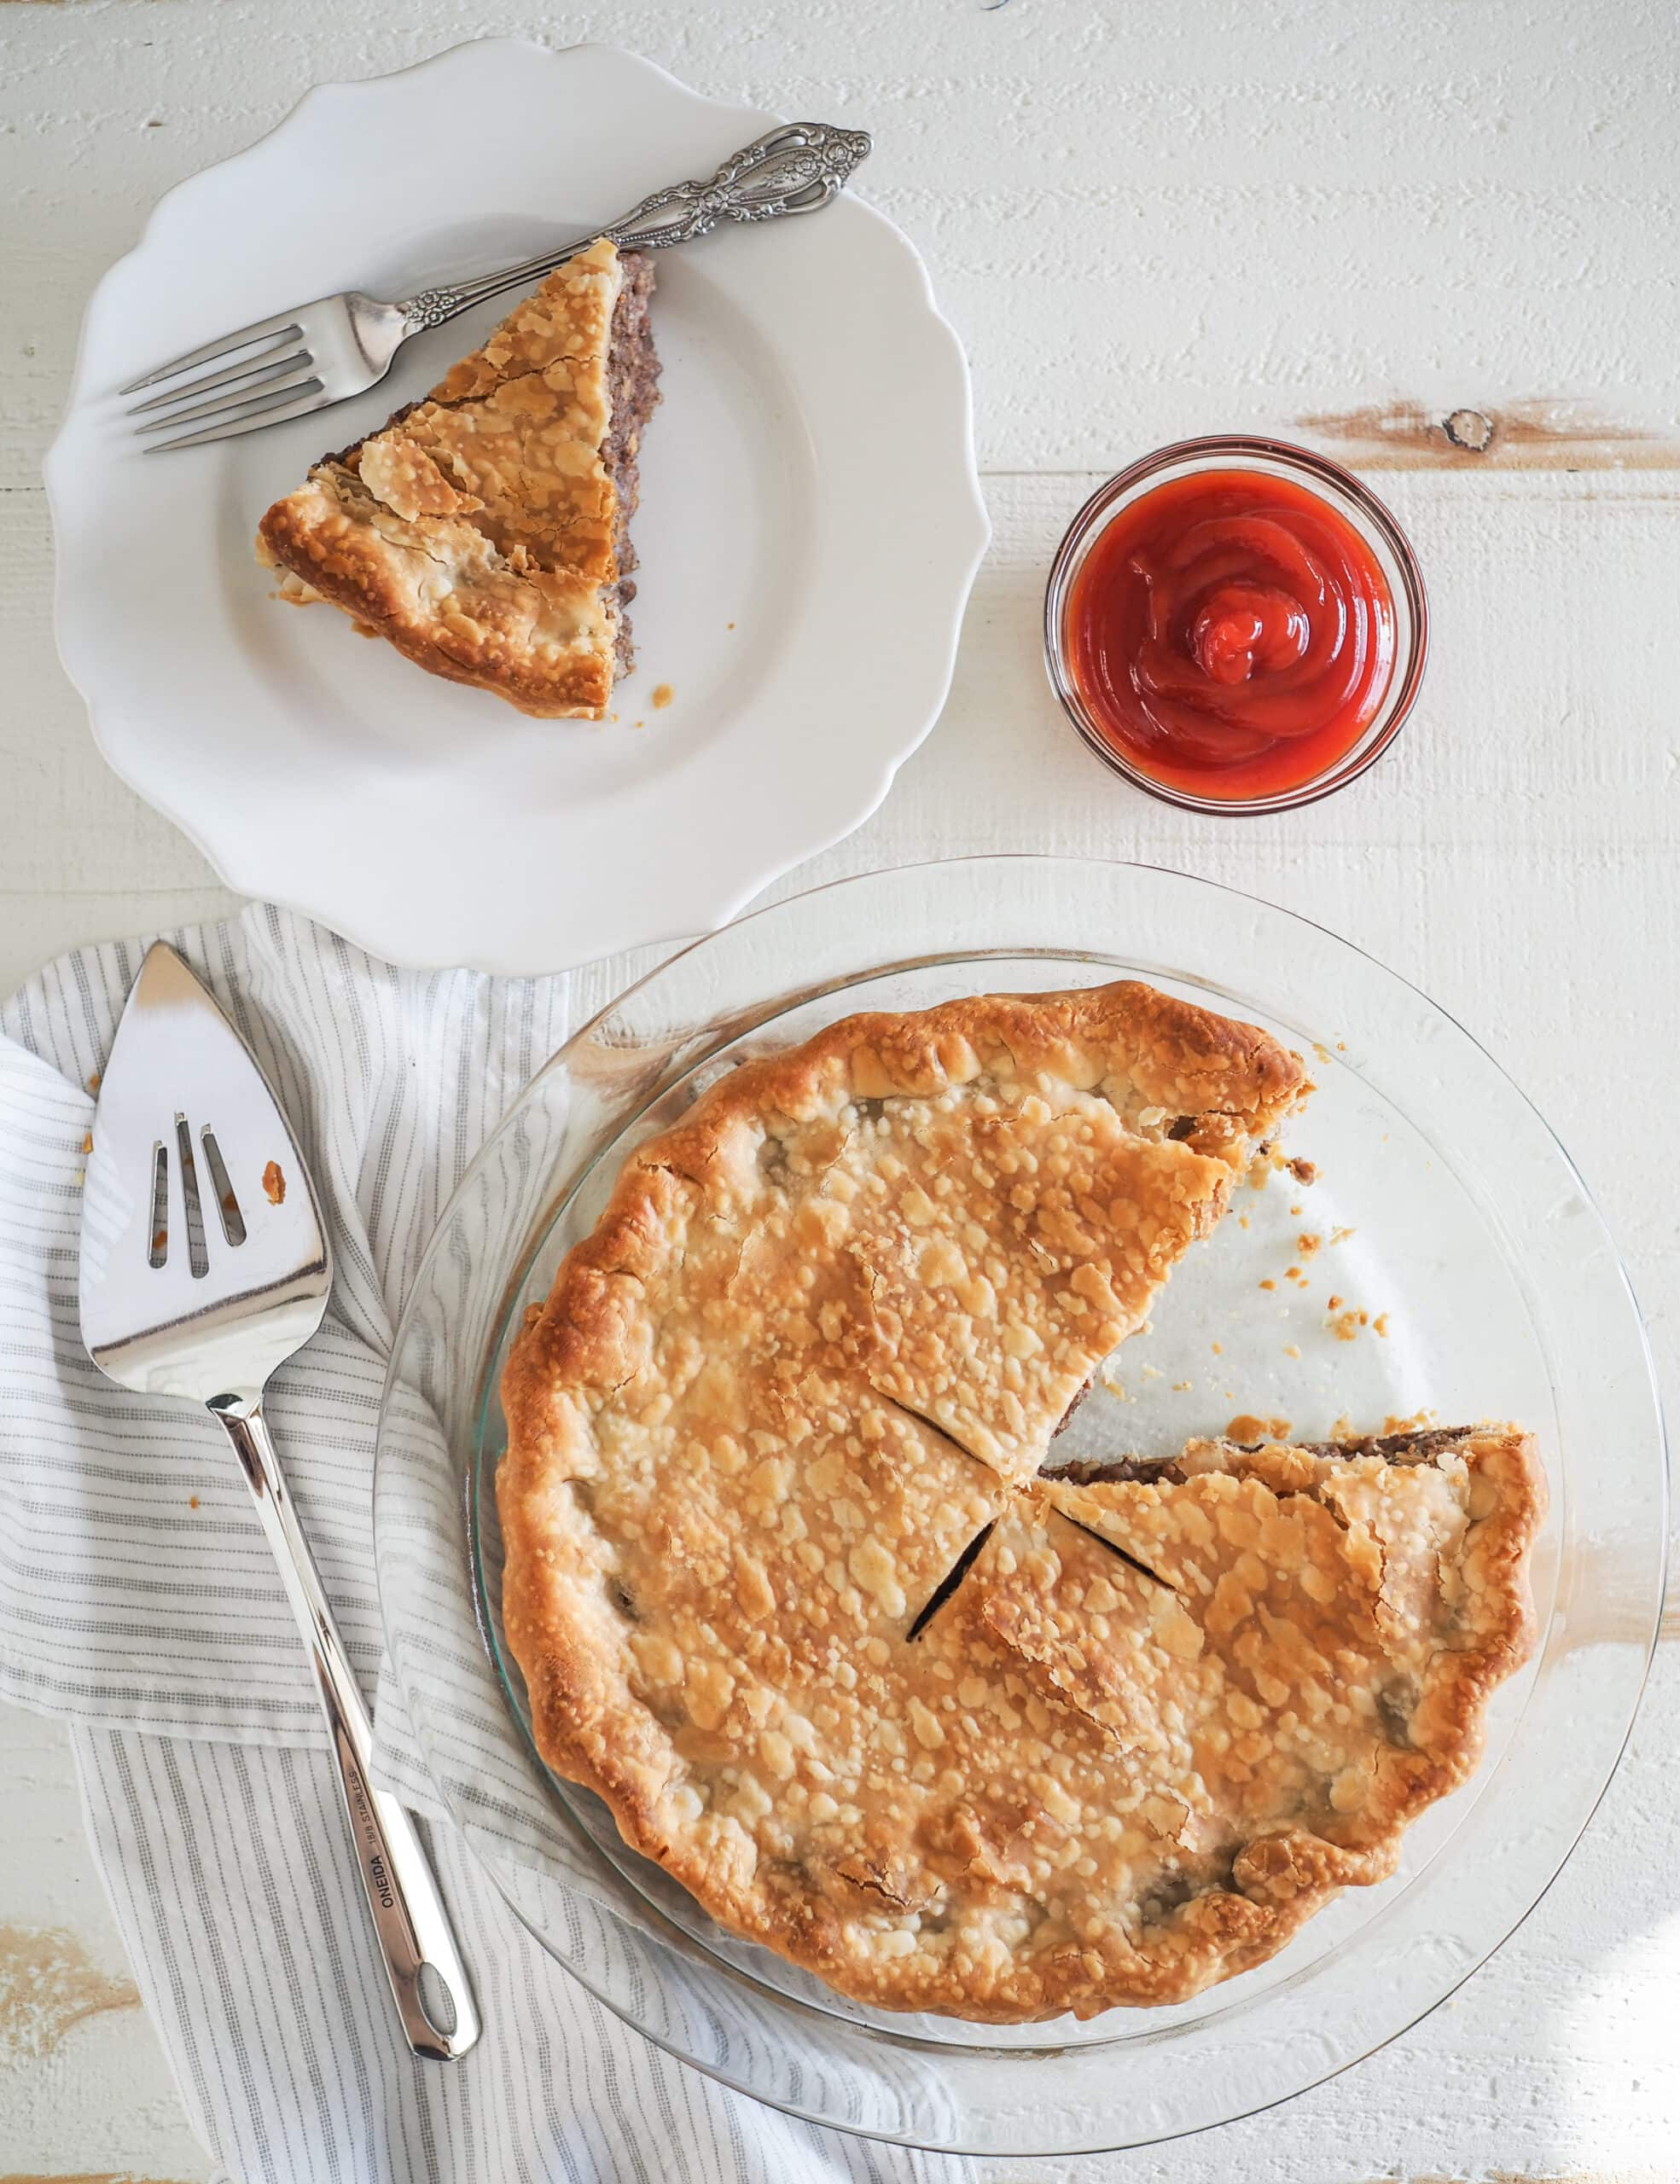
[1064, 468, 1397, 800]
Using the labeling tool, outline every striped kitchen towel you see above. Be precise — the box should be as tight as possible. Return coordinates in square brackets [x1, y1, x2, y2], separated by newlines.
[0, 903, 572, 1744]
[0, 907, 963, 2184]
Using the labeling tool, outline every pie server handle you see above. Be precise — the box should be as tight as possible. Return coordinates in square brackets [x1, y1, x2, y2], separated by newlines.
[216, 1402, 482, 2061]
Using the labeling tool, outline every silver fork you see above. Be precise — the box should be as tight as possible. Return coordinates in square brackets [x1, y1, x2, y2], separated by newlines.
[122, 120, 870, 452]
[78, 942, 480, 2060]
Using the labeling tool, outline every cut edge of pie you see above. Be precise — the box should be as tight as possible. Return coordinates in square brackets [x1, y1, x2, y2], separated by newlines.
[502, 978, 1311, 1482]
[256, 236, 660, 718]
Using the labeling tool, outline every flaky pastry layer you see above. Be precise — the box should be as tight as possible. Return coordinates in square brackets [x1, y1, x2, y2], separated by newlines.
[257, 237, 657, 717]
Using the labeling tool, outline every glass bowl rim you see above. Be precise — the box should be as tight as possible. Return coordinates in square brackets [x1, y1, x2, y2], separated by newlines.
[1042, 434, 1431, 815]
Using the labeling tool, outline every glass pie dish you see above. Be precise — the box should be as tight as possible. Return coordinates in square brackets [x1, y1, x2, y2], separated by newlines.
[374, 857, 1665, 2156]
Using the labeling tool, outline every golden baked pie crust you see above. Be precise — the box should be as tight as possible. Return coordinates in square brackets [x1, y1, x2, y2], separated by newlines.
[256, 237, 651, 718]
[497, 981, 1542, 2018]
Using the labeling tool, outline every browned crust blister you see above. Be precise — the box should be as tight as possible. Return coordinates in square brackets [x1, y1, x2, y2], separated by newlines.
[256, 238, 659, 718]
[497, 979, 1543, 2020]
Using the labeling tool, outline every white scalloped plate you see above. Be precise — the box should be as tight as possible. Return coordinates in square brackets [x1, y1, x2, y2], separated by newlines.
[46, 41, 988, 973]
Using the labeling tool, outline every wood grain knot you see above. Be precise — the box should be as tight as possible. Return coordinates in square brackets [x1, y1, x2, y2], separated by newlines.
[1443, 408, 1495, 453]
[1297, 396, 1680, 470]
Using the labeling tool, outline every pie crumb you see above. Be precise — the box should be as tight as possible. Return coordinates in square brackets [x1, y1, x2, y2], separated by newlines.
[262, 1160, 286, 1206]
[652, 683, 675, 709]
[1226, 1412, 1293, 1442]
[1246, 1141, 1282, 1188]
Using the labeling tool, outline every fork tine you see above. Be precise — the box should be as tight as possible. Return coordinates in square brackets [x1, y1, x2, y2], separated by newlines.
[128, 343, 311, 417]
[118, 310, 305, 397]
[143, 384, 332, 453]
[136, 360, 322, 437]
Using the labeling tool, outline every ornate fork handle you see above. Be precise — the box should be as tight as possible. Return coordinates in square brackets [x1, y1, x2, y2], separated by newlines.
[403, 122, 872, 333]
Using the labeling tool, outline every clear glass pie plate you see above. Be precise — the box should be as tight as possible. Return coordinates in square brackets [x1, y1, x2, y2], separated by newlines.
[373, 857, 1665, 2155]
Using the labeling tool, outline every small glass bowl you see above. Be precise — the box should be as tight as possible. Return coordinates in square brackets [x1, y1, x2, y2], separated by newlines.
[1043, 435, 1429, 814]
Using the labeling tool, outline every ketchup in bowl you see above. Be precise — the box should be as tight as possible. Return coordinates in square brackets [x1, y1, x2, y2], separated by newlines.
[1046, 441, 1427, 810]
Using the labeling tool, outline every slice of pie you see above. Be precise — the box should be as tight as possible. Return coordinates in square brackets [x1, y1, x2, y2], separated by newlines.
[256, 237, 660, 718]
[498, 979, 1403, 2018]
[976, 1428, 1544, 2009]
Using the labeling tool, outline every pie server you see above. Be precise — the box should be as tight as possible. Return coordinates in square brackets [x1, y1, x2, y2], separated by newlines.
[78, 941, 480, 2061]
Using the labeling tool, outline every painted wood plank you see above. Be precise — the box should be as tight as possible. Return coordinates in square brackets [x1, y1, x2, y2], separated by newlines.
[2, 2, 1677, 2175]
[3, 3, 1679, 473]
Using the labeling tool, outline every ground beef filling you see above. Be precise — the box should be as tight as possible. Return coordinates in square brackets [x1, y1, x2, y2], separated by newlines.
[1051, 1373, 1096, 1438]
[601, 252, 661, 672]
[1047, 1426, 1473, 1488]
[314, 252, 660, 680]
[1049, 1454, 1189, 1487]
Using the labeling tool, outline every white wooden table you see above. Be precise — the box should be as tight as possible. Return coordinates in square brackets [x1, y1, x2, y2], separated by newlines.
[3, 4, 1677, 2177]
